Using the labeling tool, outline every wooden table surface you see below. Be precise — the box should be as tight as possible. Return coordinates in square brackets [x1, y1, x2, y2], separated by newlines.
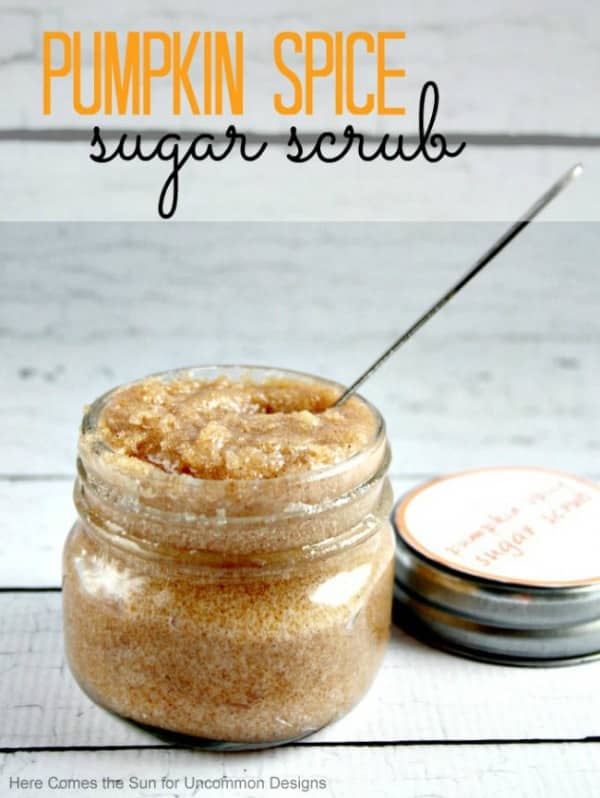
[1, 221, 599, 797]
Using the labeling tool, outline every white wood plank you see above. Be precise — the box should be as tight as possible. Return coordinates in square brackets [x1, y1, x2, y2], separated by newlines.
[1, 141, 599, 222]
[1, 745, 600, 798]
[1, 221, 598, 476]
[0, 480, 73, 588]
[1, 592, 600, 748]
[1, 0, 598, 134]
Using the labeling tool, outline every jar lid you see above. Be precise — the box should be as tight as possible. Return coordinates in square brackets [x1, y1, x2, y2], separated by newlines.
[392, 467, 600, 666]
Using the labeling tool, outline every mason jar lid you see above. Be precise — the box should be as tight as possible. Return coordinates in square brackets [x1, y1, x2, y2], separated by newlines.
[392, 467, 600, 666]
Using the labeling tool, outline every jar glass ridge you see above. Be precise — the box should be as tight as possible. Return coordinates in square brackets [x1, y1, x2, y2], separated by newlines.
[63, 365, 395, 748]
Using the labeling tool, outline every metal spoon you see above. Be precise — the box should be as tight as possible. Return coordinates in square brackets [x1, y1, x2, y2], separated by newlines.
[333, 163, 583, 406]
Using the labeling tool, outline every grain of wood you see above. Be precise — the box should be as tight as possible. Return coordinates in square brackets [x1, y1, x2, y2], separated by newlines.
[1, 142, 599, 221]
[1, 592, 600, 749]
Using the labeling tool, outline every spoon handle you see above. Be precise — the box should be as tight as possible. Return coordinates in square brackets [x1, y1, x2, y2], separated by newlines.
[333, 163, 583, 407]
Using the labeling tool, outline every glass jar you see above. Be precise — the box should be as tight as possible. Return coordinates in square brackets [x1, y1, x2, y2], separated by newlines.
[62, 366, 394, 749]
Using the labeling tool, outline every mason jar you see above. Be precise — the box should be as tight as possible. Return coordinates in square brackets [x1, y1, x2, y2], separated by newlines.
[62, 366, 394, 749]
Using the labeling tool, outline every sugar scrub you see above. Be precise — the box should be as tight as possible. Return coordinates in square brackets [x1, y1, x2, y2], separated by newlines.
[96, 373, 378, 480]
[63, 366, 394, 747]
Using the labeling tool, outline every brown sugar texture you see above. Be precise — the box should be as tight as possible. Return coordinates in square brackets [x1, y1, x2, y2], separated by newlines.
[97, 375, 378, 480]
[63, 369, 394, 746]
[63, 515, 394, 744]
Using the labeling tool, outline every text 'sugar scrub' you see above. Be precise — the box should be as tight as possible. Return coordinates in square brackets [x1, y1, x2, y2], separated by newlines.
[63, 367, 395, 746]
[41, 29, 466, 218]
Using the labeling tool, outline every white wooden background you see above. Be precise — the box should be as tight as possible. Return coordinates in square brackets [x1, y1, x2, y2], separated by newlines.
[1, 0, 600, 795]
[0, 0, 599, 220]
[1, 221, 599, 797]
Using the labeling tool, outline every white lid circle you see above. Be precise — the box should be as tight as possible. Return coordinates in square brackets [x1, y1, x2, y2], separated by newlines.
[394, 467, 600, 588]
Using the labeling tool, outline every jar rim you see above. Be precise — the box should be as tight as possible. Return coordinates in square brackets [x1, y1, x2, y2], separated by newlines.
[80, 363, 386, 489]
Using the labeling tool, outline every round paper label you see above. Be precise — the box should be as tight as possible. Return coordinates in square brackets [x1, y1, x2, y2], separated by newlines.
[395, 467, 600, 587]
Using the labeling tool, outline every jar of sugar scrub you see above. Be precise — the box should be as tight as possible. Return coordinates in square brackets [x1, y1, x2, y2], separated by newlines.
[62, 366, 395, 748]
